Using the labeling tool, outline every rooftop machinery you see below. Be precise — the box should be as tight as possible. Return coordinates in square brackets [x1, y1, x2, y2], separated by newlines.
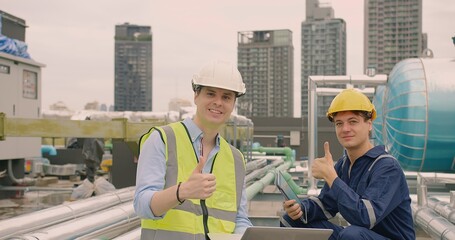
[0, 51, 254, 191]
[307, 56, 455, 175]
[371, 56, 455, 239]
[373, 57, 455, 173]
[0, 51, 44, 161]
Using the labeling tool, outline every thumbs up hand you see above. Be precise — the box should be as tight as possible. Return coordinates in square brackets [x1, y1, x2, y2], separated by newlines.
[179, 157, 216, 200]
[311, 142, 338, 187]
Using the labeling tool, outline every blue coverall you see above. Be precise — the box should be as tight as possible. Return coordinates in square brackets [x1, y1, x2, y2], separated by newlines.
[281, 145, 415, 240]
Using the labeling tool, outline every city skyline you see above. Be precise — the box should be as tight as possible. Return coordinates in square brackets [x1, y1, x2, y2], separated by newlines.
[1, 0, 454, 117]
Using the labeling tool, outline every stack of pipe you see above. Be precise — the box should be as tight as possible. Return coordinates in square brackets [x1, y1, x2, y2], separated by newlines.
[0, 187, 135, 240]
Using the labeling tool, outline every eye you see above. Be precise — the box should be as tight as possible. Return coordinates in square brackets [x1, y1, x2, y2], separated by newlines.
[349, 120, 359, 125]
[335, 122, 343, 127]
[223, 95, 232, 101]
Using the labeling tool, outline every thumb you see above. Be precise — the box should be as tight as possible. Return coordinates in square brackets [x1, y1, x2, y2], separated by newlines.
[324, 141, 332, 160]
[193, 156, 205, 173]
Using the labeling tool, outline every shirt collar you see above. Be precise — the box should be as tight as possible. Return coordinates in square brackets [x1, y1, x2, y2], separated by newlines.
[182, 117, 220, 145]
[364, 145, 387, 159]
[343, 145, 387, 161]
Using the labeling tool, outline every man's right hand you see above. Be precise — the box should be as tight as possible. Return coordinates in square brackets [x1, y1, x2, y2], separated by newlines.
[180, 157, 216, 200]
[312, 141, 338, 187]
[283, 199, 303, 220]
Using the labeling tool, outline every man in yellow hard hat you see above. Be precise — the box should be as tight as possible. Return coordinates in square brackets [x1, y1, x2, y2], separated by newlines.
[134, 60, 252, 240]
[281, 88, 415, 240]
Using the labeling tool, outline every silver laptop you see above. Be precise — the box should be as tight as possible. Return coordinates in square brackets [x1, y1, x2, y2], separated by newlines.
[208, 227, 332, 240]
[240, 226, 332, 240]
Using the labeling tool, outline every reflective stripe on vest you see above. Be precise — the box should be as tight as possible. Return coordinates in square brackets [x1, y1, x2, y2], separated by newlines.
[140, 122, 246, 239]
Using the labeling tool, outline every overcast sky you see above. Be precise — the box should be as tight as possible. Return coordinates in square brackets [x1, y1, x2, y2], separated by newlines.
[1, 0, 454, 117]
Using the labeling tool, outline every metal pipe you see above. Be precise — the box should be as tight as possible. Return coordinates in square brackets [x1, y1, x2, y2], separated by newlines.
[427, 197, 455, 225]
[74, 217, 140, 240]
[308, 75, 387, 85]
[417, 172, 455, 184]
[450, 191, 455, 208]
[416, 172, 455, 207]
[414, 173, 455, 238]
[9, 202, 137, 240]
[111, 227, 141, 240]
[0, 187, 135, 239]
[0, 186, 73, 192]
[412, 203, 455, 239]
[417, 184, 428, 206]
[307, 78, 317, 195]
[7, 159, 36, 186]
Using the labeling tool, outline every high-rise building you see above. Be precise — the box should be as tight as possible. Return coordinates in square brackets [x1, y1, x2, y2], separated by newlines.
[237, 30, 294, 118]
[301, 0, 346, 117]
[114, 23, 153, 111]
[364, 0, 425, 75]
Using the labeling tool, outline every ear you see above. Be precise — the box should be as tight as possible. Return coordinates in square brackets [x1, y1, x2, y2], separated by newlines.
[193, 90, 199, 104]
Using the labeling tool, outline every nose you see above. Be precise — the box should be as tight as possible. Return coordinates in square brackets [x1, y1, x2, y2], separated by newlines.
[341, 123, 351, 132]
[213, 96, 223, 106]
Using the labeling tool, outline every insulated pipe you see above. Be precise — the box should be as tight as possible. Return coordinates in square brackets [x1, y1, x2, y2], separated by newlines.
[280, 171, 307, 195]
[74, 217, 140, 240]
[251, 146, 294, 164]
[9, 202, 137, 240]
[245, 159, 284, 184]
[111, 227, 141, 240]
[0, 187, 135, 239]
[246, 161, 292, 201]
[412, 204, 455, 239]
[245, 158, 267, 173]
[0, 186, 73, 192]
[427, 197, 455, 224]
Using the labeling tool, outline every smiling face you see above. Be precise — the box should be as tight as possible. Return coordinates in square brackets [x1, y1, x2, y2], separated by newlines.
[333, 111, 373, 151]
[193, 86, 236, 130]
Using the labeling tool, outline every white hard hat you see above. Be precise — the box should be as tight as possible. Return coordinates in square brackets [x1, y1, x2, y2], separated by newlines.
[192, 60, 246, 97]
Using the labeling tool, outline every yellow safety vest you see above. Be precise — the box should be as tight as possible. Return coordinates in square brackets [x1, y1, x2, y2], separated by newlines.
[139, 122, 246, 240]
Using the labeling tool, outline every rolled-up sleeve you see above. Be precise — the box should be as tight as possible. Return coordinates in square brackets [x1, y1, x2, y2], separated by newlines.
[133, 130, 167, 219]
[234, 182, 253, 234]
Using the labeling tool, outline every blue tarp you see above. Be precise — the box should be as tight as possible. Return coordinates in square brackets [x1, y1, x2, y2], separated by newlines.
[0, 34, 31, 59]
[0, 15, 31, 59]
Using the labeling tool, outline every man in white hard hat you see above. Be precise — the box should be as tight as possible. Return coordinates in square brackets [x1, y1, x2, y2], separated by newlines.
[134, 60, 252, 240]
[280, 89, 415, 240]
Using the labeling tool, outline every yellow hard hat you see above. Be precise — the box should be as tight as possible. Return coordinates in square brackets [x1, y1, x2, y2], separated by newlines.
[327, 88, 376, 121]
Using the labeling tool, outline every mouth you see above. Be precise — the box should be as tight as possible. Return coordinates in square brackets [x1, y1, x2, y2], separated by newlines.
[209, 108, 222, 114]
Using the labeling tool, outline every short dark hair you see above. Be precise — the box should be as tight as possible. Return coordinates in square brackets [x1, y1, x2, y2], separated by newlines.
[193, 85, 239, 100]
[329, 110, 373, 122]
[193, 84, 202, 94]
